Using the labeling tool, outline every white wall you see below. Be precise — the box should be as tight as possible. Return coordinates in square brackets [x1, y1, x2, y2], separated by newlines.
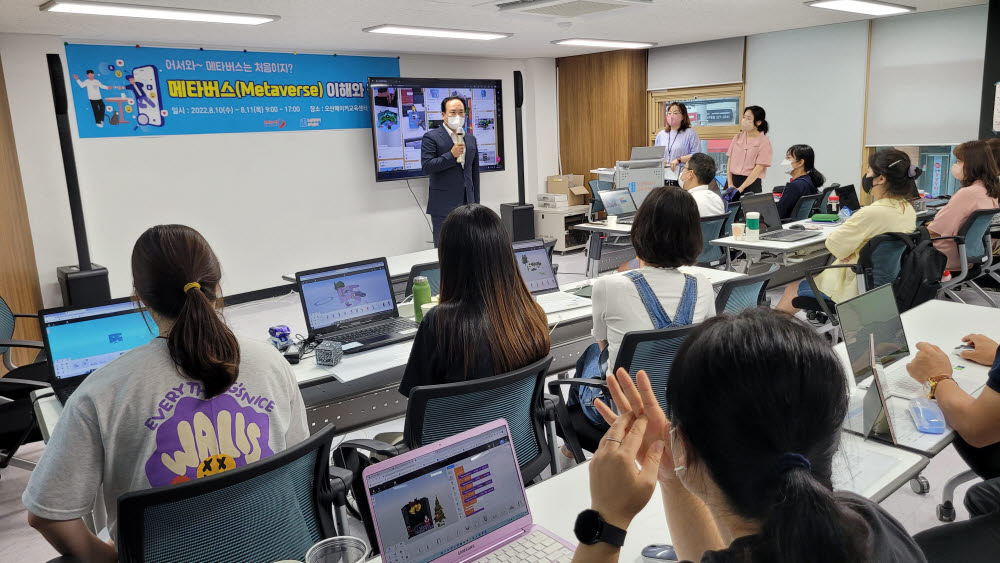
[0, 34, 559, 306]
[745, 21, 869, 189]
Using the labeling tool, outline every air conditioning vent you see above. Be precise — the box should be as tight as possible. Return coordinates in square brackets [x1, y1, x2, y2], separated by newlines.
[497, 0, 652, 18]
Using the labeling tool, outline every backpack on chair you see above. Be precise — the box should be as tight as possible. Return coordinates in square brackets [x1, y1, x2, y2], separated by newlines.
[892, 229, 947, 313]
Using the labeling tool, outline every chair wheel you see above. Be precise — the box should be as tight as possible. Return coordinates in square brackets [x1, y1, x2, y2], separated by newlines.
[937, 501, 956, 522]
[909, 476, 930, 495]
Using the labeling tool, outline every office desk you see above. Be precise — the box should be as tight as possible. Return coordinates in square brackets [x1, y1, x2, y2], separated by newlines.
[281, 248, 439, 300]
[839, 300, 997, 456]
[710, 219, 840, 272]
[361, 432, 926, 563]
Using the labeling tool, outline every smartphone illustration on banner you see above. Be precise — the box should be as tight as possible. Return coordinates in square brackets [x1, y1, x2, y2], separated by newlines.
[130, 65, 164, 127]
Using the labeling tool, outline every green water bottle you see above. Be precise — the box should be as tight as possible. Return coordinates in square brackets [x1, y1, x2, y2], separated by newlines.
[412, 276, 432, 323]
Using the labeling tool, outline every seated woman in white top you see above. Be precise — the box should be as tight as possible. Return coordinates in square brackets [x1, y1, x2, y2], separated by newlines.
[679, 152, 727, 217]
[23, 225, 309, 562]
[592, 187, 716, 371]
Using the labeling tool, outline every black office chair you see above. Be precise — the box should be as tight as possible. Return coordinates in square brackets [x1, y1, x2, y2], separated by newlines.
[939, 208, 1000, 307]
[335, 356, 558, 551]
[588, 179, 613, 218]
[0, 361, 50, 478]
[117, 424, 352, 563]
[404, 261, 441, 298]
[818, 184, 840, 214]
[1, 295, 43, 372]
[696, 213, 729, 268]
[722, 202, 741, 237]
[784, 193, 823, 223]
[715, 265, 778, 314]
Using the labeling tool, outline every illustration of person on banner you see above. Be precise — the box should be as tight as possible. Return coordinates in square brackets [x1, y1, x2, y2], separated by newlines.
[73, 69, 124, 128]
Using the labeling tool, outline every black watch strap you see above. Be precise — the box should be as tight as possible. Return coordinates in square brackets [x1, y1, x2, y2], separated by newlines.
[575, 509, 627, 548]
[600, 519, 627, 548]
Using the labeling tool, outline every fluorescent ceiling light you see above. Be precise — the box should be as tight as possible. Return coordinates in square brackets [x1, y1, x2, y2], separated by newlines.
[40, 1, 278, 25]
[553, 38, 656, 49]
[806, 0, 915, 16]
[364, 25, 511, 41]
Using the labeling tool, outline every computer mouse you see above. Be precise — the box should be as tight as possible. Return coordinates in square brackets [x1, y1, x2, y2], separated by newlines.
[641, 544, 678, 562]
[788, 224, 806, 230]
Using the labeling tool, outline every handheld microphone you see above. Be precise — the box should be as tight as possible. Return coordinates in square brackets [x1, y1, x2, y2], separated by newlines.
[456, 127, 465, 144]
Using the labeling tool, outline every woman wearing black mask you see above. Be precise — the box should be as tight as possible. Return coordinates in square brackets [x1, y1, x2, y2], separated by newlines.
[776, 149, 918, 313]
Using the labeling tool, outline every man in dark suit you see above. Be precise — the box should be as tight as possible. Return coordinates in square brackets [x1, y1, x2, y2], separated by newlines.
[125, 75, 156, 109]
[421, 95, 480, 246]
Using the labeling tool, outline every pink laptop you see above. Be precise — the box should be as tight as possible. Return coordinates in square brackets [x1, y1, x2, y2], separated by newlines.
[362, 419, 576, 563]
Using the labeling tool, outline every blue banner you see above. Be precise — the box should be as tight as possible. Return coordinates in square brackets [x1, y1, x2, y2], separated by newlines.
[64, 44, 399, 138]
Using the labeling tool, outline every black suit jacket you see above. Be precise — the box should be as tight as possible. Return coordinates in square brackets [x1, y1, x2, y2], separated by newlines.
[420, 125, 480, 217]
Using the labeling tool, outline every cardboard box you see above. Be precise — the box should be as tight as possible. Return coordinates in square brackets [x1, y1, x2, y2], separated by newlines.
[546, 174, 589, 206]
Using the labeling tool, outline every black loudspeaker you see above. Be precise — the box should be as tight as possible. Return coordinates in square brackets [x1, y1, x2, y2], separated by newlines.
[57, 265, 112, 307]
[501, 203, 535, 242]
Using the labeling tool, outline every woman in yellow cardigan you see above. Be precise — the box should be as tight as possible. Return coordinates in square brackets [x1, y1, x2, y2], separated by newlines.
[776, 149, 919, 313]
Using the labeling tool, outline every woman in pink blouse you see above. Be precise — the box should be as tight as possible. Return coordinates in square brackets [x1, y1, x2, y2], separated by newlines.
[726, 105, 773, 201]
[928, 140, 1000, 271]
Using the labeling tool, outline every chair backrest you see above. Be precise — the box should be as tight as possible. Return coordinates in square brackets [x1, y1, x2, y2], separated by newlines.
[714, 267, 777, 314]
[588, 180, 613, 214]
[697, 213, 729, 266]
[0, 296, 15, 358]
[614, 325, 699, 420]
[0, 363, 49, 459]
[957, 208, 1000, 264]
[791, 193, 823, 221]
[403, 355, 554, 483]
[856, 232, 915, 291]
[404, 261, 441, 297]
[117, 425, 337, 563]
[723, 202, 741, 237]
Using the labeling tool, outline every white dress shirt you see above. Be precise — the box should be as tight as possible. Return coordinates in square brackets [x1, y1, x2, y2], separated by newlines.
[444, 124, 466, 168]
[687, 184, 726, 217]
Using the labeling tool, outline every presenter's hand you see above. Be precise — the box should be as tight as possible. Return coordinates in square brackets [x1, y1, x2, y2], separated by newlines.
[451, 143, 465, 159]
[961, 334, 999, 366]
[907, 342, 952, 384]
[669, 159, 679, 172]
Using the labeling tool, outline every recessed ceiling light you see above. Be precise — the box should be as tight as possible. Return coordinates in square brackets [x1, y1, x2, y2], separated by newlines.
[552, 38, 656, 49]
[39, 0, 278, 25]
[363, 25, 512, 41]
[805, 0, 915, 16]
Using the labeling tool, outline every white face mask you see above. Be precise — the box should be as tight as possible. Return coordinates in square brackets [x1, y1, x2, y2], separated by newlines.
[447, 115, 465, 130]
[780, 158, 794, 174]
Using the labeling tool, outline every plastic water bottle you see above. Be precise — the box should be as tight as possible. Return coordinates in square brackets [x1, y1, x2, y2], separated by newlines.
[412, 276, 432, 323]
[829, 194, 840, 213]
[838, 207, 853, 220]
[745, 212, 760, 242]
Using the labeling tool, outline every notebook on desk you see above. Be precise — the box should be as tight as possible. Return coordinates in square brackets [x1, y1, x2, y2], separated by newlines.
[512, 239, 590, 314]
[38, 298, 159, 404]
[363, 419, 575, 563]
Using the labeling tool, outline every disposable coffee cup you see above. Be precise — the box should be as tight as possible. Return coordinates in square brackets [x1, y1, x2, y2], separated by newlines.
[607, 215, 618, 228]
[304, 536, 368, 563]
[732, 223, 745, 240]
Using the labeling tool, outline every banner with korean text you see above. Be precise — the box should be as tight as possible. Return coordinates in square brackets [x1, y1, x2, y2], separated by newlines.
[64, 44, 400, 138]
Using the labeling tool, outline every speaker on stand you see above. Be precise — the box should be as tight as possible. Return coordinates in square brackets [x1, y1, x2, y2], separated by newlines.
[501, 70, 535, 242]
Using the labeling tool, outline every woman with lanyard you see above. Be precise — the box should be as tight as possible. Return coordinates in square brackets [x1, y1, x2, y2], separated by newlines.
[725, 105, 773, 202]
[654, 102, 701, 186]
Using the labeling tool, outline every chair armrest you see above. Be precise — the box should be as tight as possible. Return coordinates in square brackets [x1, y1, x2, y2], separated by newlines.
[337, 438, 407, 458]
[328, 464, 354, 502]
[547, 377, 608, 396]
[0, 339, 44, 349]
[929, 235, 969, 283]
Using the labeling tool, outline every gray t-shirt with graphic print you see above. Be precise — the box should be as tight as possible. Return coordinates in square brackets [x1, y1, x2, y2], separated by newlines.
[22, 337, 309, 538]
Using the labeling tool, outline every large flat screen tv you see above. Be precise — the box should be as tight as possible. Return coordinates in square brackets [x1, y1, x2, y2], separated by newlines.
[368, 77, 504, 182]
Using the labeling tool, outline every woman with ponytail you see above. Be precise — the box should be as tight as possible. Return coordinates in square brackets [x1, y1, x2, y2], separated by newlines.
[775, 144, 825, 219]
[571, 309, 926, 563]
[24, 225, 308, 562]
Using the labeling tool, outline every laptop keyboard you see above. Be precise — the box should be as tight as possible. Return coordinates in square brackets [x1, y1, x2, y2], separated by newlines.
[477, 530, 573, 563]
[759, 229, 818, 241]
[884, 362, 925, 398]
[327, 317, 417, 343]
[537, 292, 590, 314]
[618, 216, 634, 224]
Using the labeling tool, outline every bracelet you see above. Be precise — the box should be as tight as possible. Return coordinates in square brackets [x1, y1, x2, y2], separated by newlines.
[927, 374, 955, 399]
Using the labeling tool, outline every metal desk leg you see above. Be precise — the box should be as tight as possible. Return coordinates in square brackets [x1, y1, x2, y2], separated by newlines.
[586, 233, 603, 279]
[725, 245, 732, 271]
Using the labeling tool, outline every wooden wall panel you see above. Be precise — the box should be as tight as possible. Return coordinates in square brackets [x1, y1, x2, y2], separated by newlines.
[558, 50, 647, 185]
[0, 55, 44, 375]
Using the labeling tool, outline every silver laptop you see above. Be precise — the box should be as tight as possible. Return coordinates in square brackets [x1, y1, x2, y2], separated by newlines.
[598, 189, 638, 224]
[512, 240, 590, 314]
[631, 145, 666, 161]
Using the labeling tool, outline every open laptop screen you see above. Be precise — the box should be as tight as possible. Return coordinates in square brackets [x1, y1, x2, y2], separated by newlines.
[599, 189, 637, 216]
[365, 423, 529, 563]
[738, 194, 783, 233]
[40, 299, 158, 380]
[297, 259, 396, 335]
[512, 240, 559, 294]
[837, 284, 910, 384]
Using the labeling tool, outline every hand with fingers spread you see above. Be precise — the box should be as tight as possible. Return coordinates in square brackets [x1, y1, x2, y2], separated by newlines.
[587, 410, 664, 531]
[960, 334, 999, 366]
[595, 368, 676, 483]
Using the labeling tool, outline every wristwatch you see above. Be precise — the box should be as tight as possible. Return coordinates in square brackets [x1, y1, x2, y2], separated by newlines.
[574, 509, 627, 548]
[927, 374, 954, 399]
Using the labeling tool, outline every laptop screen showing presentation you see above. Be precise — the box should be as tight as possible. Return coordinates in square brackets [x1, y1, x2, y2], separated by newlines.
[512, 240, 559, 295]
[739, 194, 783, 233]
[39, 298, 158, 382]
[296, 258, 397, 336]
[598, 189, 637, 216]
[837, 284, 910, 385]
[364, 420, 530, 563]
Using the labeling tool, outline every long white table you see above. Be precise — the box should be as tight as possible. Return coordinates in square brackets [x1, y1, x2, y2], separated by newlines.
[361, 432, 926, 563]
[710, 218, 841, 272]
